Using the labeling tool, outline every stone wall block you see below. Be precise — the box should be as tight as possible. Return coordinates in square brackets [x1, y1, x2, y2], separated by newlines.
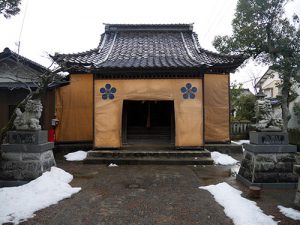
[255, 154, 276, 163]
[26, 161, 41, 171]
[41, 150, 53, 161]
[277, 154, 296, 163]
[241, 159, 252, 170]
[1, 152, 21, 161]
[0, 170, 15, 179]
[238, 167, 252, 180]
[21, 170, 42, 180]
[278, 173, 298, 182]
[275, 162, 293, 172]
[254, 172, 278, 183]
[2, 161, 27, 171]
[13, 170, 23, 180]
[254, 162, 275, 172]
[42, 160, 50, 171]
[22, 153, 42, 161]
[245, 152, 253, 160]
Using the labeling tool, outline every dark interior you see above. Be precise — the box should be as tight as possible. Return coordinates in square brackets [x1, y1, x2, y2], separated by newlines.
[122, 100, 175, 145]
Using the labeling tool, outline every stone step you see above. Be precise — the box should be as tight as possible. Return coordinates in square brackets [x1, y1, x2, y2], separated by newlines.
[87, 150, 211, 158]
[127, 136, 171, 139]
[84, 149, 213, 165]
[84, 157, 214, 165]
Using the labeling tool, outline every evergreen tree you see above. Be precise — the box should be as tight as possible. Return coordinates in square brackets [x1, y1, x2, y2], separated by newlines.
[214, 0, 300, 131]
[0, 0, 22, 18]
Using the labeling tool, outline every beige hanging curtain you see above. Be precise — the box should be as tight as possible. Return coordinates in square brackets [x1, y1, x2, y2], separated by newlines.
[204, 74, 230, 142]
[55, 74, 93, 142]
[94, 79, 203, 148]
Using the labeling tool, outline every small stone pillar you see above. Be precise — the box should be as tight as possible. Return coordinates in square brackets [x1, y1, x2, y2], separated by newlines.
[0, 130, 56, 186]
[237, 131, 298, 189]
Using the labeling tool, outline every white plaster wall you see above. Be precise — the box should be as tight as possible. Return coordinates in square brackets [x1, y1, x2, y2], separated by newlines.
[261, 72, 281, 97]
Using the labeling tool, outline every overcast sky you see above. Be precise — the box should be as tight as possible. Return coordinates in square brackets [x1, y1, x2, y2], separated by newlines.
[1, 0, 299, 92]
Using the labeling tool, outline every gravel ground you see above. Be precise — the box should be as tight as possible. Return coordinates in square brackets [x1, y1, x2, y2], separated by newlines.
[13, 153, 299, 225]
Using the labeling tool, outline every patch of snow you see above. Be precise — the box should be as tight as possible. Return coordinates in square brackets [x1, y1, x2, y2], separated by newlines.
[64, 150, 87, 161]
[232, 140, 249, 152]
[0, 167, 81, 225]
[211, 151, 238, 165]
[231, 140, 250, 145]
[278, 205, 300, 220]
[108, 163, 118, 167]
[199, 182, 278, 225]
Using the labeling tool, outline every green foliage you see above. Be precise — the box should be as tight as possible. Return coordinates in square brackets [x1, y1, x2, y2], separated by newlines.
[230, 82, 255, 122]
[213, 0, 300, 131]
[235, 94, 256, 122]
[230, 81, 243, 111]
[0, 0, 21, 18]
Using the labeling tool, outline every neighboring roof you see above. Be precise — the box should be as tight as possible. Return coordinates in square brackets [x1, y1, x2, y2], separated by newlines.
[0, 47, 48, 73]
[255, 68, 281, 89]
[240, 88, 254, 96]
[0, 48, 69, 89]
[52, 24, 245, 73]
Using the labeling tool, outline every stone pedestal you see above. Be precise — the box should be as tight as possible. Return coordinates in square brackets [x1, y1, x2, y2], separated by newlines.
[0, 130, 56, 185]
[237, 131, 298, 189]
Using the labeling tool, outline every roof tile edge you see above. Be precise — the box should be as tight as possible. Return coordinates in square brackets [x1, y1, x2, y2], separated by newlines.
[104, 24, 194, 32]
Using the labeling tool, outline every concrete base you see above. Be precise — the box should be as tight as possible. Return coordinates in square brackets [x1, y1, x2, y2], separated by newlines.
[236, 174, 297, 189]
[204, 143, 243, 154]
[0, 130, 56, 184]
[243, 143, 296, 153]
[238, 131, 298, 189]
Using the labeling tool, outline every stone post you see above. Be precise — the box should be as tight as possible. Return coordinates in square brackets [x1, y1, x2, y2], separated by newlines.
[0, 130, 56, 186]
[237, 131, 297, 189]
[0, 99, 56, 186]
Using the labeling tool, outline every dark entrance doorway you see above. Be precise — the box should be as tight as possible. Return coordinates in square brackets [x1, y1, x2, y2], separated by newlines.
[122, 100, 175, 146]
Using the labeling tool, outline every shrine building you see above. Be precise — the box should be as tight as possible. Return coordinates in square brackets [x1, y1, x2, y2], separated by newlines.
[52, 24, 244, 149]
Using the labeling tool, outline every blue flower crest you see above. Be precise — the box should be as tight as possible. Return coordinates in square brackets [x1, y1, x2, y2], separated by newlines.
[181, 83, 197, 99]
[100, 84, 116, 100]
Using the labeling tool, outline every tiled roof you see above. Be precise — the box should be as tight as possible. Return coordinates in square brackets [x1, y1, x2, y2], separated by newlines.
[53, 24, 244, 71]
[0, 47, 48, 73]
[0, 48, 69, 89]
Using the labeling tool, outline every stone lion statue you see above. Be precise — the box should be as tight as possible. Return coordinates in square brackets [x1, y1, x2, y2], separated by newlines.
[14, 99, 43, 130]
[255, 99, 282, 131]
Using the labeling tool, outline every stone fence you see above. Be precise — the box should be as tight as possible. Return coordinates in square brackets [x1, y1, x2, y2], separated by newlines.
[231, 121, 252, 140]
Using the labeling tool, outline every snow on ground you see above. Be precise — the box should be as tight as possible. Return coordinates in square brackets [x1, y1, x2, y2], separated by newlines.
[278, 205, 300, 220]
[0, 167, 81, 225]
[64, 150, 87, 161]
[199, 182, 278, 225]
[211, 151, 238, 165]
[108, 163, 118, 167]
[232, 140, 249, 151]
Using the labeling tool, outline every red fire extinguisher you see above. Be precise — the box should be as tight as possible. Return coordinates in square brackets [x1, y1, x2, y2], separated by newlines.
[48, 118, 59, 142]
[48, 128, 55, 142]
